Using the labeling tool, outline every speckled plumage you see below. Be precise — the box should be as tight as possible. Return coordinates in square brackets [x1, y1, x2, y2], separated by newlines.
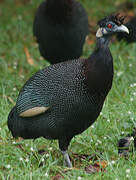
[33, 0, 89, 63]
[8, 56, 113, 140]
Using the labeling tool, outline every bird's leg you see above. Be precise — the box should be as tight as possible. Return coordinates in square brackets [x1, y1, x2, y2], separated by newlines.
[59, 137, 73, 168]
[61, 150, 72, 168]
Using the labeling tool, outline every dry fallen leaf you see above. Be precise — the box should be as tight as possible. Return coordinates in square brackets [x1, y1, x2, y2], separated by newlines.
[16, 144, 26, 153]
[15, 0, 31, 5]
[24, 47, 36, 66]
[85, 164, 100, 173]
[72, 152, 102, 161]
[16, 137, 24, 142]
[85, 160, 108, 174]
[95, 160, 108, 169]
[8, 96, 16, 105]
[87, 38, 95, 45]
[19, 68, 23, 77]
[3, 95, 15, 105]
[51, 174, 64, 180]
[0, 0, 4, 4]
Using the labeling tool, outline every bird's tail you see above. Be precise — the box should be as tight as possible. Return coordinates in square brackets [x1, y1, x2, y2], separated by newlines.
[7, 106, 23, 138]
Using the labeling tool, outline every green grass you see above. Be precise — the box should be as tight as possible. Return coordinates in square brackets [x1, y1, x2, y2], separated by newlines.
[0, 0, 136, 179]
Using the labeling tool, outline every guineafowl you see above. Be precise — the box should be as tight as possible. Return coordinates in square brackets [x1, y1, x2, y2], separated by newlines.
[8, 14, 129, 167]
[118, 136, 134, 156]
[118, 128, 136, 156]
[33, 0, 89, 64]
[117, 16, 136, 43]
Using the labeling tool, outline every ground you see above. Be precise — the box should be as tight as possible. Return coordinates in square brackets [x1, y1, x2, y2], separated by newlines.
[0, 0, 136, 179]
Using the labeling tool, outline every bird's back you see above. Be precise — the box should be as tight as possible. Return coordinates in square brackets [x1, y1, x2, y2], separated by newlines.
[33, 0, 89, 63]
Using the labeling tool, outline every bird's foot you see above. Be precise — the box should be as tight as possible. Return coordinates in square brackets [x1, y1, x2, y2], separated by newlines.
[61, 151, 72, 168]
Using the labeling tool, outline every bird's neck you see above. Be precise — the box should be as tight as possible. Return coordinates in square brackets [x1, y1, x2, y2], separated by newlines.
[88, 35, 112, 65]
[96, 35, 111, 49]
[46, 0, 74, 23]
[93, 35, 112, 66]
[84, 35, 113, 98]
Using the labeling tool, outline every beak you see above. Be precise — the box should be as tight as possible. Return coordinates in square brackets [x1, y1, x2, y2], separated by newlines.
[117, 25, 129, 34]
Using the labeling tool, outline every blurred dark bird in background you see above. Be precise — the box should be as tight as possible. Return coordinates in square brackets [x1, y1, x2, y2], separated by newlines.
[33, 0, 89, 64]
[117, 16, 136, 43]
[8, 14, 129, 167]
[118, 128, 136, 156]
[118, 136, 134, 156]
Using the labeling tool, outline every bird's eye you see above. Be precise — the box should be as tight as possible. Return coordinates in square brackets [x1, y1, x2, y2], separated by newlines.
[107, 23, 112, 29]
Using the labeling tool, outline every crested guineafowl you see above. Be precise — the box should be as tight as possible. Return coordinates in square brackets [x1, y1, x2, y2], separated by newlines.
[33, 0, 89, 64]
[118, 128, 136, 156]
[117, 16, 136, 43]
[118, 136, 134, 156]
[8, 14, 129, 167]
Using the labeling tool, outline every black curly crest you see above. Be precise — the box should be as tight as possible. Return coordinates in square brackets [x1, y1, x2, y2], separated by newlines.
[98, 13, 126, 27]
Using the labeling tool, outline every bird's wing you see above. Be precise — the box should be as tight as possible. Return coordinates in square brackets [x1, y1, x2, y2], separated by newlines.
[17, 82, 50, 118]
[16, 70, 51, 118]
[16, 59, 84, 118]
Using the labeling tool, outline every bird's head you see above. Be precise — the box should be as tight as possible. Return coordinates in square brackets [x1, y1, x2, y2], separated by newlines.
[96, 14, 129, 38]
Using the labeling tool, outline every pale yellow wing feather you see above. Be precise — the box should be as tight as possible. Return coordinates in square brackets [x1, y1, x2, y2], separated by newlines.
[19, 107, 49, 117]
